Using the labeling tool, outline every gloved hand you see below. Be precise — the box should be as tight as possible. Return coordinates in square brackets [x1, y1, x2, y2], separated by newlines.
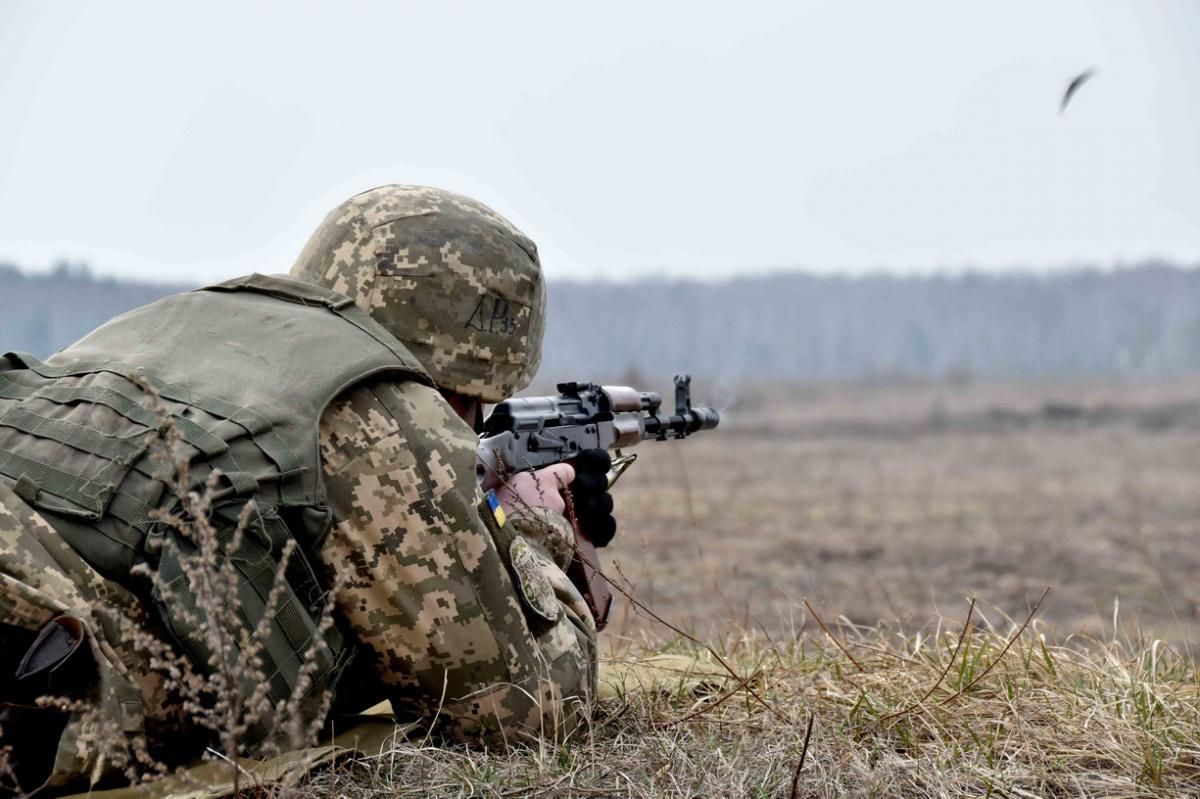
[571, 449, 617, 547]
[495, 463, 575, 517]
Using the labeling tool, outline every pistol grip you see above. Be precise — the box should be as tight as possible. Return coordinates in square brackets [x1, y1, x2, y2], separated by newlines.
[567, 531, 613, 632]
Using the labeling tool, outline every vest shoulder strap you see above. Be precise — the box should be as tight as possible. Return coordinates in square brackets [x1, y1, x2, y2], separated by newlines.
[202, 274, 434, 386]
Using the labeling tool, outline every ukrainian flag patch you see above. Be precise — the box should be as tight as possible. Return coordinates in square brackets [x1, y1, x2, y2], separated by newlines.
[486, 490, 507, 527]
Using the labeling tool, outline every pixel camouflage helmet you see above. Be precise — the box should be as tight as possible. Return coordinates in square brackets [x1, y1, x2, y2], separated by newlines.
[290, 185, 546, 402]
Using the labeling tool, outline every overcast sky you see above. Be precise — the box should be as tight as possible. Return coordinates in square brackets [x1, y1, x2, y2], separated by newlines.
[1, 2, 1198, 283]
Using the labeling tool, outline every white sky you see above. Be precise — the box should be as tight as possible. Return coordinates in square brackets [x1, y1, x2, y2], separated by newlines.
[1, 1, 1197, 283]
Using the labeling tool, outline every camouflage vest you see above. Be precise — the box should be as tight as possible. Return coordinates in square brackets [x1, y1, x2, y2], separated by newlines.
[0, 273, 432, 747]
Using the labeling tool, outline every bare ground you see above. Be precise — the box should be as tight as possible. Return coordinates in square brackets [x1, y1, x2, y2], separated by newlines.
[606, 378, 1200, 646]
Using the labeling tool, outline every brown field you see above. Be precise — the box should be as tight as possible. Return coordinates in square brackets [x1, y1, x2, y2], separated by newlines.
[605, 378, 1200, 646]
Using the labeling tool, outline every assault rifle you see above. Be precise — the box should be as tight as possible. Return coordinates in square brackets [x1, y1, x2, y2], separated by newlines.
[477, 375, 720, 630]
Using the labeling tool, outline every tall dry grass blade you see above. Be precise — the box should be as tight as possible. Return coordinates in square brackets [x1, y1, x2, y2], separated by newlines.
[804, 599, 863, 671]
[881, 596, 976, 722]
[788, 713, 816, 799]
[938, 587, 1050, 707]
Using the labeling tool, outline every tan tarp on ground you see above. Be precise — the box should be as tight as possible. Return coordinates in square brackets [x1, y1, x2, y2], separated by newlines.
[60, 655, 724, 799]
[61, 707, 418, 799]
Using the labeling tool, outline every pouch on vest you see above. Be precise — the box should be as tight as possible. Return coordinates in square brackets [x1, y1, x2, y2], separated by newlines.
[148, 501, 351, 752]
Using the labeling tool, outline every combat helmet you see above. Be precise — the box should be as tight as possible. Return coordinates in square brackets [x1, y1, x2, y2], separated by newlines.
[290, 185, 546, 402]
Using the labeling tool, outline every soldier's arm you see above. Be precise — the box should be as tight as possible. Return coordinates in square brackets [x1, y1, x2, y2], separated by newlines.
[316, 377, 596, 743]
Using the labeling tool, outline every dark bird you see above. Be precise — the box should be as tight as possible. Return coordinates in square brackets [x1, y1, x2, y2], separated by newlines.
[1059, 68, 1096, 114]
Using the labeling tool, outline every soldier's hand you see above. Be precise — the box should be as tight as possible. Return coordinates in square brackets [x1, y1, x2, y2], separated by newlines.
[571, 449, 617, 548]
[495, 463, 575, 517]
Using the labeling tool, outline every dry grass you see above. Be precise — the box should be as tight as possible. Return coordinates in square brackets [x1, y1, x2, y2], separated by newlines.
[308, 605, 1200, 798]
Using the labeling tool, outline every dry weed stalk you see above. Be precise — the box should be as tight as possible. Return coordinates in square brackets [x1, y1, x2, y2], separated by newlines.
[6, 379, 342, 796]
[305, 611, 1200, 798]
[127, 380, 340, 785]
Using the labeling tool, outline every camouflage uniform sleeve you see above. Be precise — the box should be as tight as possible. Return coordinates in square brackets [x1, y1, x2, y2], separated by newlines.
[316, 378, 596, 743]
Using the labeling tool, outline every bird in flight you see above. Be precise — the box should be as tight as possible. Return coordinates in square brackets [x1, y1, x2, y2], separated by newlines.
[1059, 68, 1097, 114]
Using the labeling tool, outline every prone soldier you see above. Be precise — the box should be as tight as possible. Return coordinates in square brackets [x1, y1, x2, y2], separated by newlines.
[0, 185, 603, 792]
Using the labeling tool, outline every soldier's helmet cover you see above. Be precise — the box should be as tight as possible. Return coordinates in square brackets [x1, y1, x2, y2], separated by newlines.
[290, 185, 546, 402]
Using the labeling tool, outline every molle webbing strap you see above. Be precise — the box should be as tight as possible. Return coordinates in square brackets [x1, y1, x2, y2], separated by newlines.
[0, 372, 258, 500]
[0, 407, 174, 482]
[0, 402, 176, 484]
[1, 356, 275, 500]
[0, 403, 170, 528]
[0, 383, 173, 478]
[102, 373, 299, 503]
[0, 370, 159, 427]
[58, 356, 297, 503]
[0, 405, 146, 464]
[104, 492, 158, 532]
[0, 447, 118, 518]
[0, 446, 158, 531]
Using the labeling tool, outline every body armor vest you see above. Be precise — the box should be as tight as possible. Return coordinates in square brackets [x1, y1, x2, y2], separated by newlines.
[0, 273, 431, 748]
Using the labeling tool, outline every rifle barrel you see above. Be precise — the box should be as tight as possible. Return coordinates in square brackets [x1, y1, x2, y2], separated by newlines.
[642, 406, 720, 440]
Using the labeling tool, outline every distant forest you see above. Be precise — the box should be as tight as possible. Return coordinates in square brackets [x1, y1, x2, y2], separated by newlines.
[4, 260, 1200, 381]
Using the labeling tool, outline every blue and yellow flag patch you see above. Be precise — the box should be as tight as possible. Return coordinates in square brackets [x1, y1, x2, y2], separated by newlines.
[486, 490, 506, 527]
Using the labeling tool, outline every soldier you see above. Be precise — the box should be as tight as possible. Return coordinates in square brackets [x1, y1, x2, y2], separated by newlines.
[0, 185, 610, 792]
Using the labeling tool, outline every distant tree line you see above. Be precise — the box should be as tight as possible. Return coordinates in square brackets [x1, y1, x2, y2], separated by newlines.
[543, 262, 1200, 381]
[4, 260, 1200, 380]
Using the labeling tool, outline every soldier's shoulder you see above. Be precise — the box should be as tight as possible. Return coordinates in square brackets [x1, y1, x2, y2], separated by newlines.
[366, 377, 473, 444]
[320, 376, 474, 468]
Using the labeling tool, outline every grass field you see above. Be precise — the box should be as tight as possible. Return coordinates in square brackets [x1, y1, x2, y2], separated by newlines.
[314, 625, 1200, 797]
